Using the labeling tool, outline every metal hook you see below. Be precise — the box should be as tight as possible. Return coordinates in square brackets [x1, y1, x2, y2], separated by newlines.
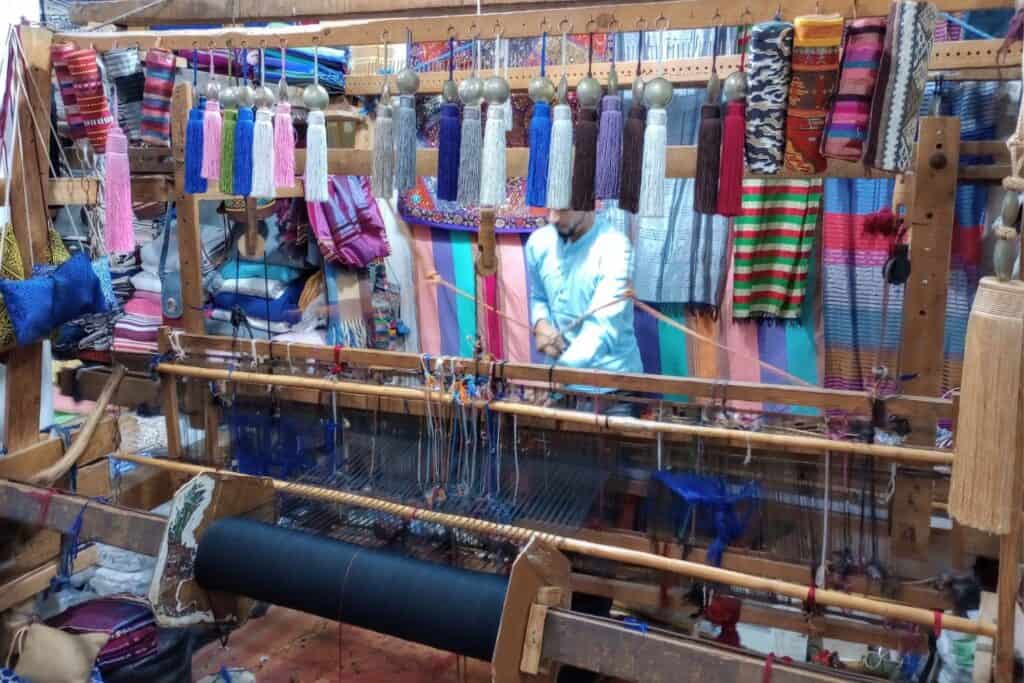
[711, 10, 722, 27]
[655, 14, 669, 30]
[585, 16, 597, 32]
[447, 25, 457, 39]
[635, 16, 649, 30]
[608, 16, 621, 32]
[558, 18, 572, 35]
[493, 20, 504, 38]
[469, 22, 480, 39]
[538, 17, 549, 32]
[380, 28, 390, 44]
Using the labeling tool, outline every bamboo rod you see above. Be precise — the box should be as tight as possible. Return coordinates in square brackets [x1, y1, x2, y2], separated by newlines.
[155, 363, 954, 466]
[113, 452, 992, 638]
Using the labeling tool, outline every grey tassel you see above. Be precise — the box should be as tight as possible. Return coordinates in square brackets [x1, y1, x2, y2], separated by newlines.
[372, 104, 395, 198]
[394, 94, 417, 192]
[457, 105, 482, 206]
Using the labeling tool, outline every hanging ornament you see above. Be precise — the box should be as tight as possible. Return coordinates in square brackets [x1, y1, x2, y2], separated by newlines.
[436, 36, 462, 201]
[371, 37, 395, 199]
[571, 30, 601, 211]
[457, 37, 484, 206]
[480, 31, 510, 207]
[526, 30, 555, 207]
[251, 47, 278, 199]
[694, 24, 723, 214]
[717, 25, 750, 217]
[595, 27, 623, 201]
[638, 24, 672, 218]
[218, 55, 239, 195]
[104, 93, 134, 254]
[501, 39, 513, 132]
[201, 49, 223, 182]
[304, 40, 330, 202]
[394, 30, 420, 193]
[620, 29, 647, 214]
[233, 48, 255, 197]
[546, 29, 574, 210]
[274, 42, 296, 191]
[184, 49, 207, 194]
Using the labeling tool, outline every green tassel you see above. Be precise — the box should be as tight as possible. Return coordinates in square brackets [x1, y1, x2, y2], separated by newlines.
[219, 109, 237, 195]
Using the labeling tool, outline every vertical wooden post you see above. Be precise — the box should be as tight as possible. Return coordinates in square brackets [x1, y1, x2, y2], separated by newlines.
[995, 421, 1023, 682]
[157, 328, 182, 459]
[4, 26, 54, 452]
[898, 116, 960, 443]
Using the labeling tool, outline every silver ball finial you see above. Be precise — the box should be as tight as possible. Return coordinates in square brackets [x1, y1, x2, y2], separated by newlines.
[236, 83, 256, 108]
[576, 76, 602, 108]
[302, 82, 330, 111]
[254, 84, 276, 109]
[528, 75, 555, 103]
[643, 76, 673, 109]
[482, 75, 510, 105]
[722, 71, 748, 102]
[206, 79, 221, 102]
[441, 79, 459, 103]
[219, 83, 239, 109]
[458, 75, 484, 107]
[396, 67, 420, 95]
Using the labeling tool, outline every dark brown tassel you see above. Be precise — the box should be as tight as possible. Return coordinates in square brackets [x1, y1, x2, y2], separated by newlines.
[694, 103, 722, 215]
[571, 106, 599, 211]
[619, 102, 646, 214]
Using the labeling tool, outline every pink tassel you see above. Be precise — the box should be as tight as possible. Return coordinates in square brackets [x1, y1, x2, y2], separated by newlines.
[201, 99, 222, 180]
[104, 126, 134, 254]
[274, 101, 296, 190]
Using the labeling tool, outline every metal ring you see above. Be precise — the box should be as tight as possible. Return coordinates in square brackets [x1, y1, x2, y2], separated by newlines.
[558, 18, 572, 34]
[380, 29, 390, 43]
[655, 14, 669, 30]
[447, 25, 457, 39]
[585, 16, 597, 32]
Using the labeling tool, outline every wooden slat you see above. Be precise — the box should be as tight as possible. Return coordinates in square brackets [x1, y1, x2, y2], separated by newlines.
[0, 417, 119, 481]
[0, 545, 98, 612]
[171, 83, 207, 335]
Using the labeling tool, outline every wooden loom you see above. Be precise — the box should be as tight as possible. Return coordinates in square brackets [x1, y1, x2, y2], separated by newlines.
[0, 0, 1022, 679]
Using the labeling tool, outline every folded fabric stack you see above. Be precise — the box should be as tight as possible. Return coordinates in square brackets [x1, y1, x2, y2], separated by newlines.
[207, 259, 308, 340]
[47, 596, 158, 675]
[112, 291, 163, 353]
[307, 176, 391, 267]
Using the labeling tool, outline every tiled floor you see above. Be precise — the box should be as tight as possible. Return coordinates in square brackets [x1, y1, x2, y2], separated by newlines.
[192, 606, 492, 682]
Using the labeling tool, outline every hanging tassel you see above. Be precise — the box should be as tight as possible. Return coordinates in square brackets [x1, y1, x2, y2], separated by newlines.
[694, 103, 722, 214]
[437, 102, 461, 201]
[201, 99, 222, 180]
[371, 104, 395, 199]
[457, 105, 482, 206]
[232, 107, 254, 197]
[619, 101, 646, 214]
[638, 108, 667, 217]
[104, 125, 134, 254]
[273, 102, 295, 190]
[184, 104, 207, 194]
[571, 105, 599, 211]
[526, 101, 551, 207]
[595, 95, 622, 200]
[218, 109, 237, 195]
[394, 94, 417, 193]
[305, 109, 329, 202]
[546, 103, 573, 210]
[250, 108, 276, 198]
[479, 104, 507, 206]
[717, 100, 746, 217]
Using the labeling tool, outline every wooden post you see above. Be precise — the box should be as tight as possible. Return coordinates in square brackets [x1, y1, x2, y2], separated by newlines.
[157, 329, 183, 459]
[899, 116, 960, 444]
[995, 415, 1024, 681]
[4, 26, 54, 452]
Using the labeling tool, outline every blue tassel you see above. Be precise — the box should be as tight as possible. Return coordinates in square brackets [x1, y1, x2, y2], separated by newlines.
[184, 106, 207, 194]
[526, 101, 552, 207]
[436, 102, 461, 201]
[232, 107, 255, 197]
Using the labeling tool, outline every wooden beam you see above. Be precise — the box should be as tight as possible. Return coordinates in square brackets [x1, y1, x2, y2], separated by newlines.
[0, 417, 118, 482]
[0, 545, 98, 612]
[58, 366, 162, 408]
[170, 83, 207, 335]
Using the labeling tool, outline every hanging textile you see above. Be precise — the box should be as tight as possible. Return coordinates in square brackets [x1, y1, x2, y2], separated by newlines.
[50, 43, 86, 142]
[307, 176, 391, 267]
[744, 21, 794, 174]
[140, 48, 176, 146]
[66, 48, 113, 151]
[821, 18, 887, 161]
[399, 177, 545, 234]
[864, 0, 937, 172]
[783, 15, 843, 173]
[732, 178, 822, 322]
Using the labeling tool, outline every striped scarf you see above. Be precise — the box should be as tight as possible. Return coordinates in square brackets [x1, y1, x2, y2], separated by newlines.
[822, 18, 887, 161]
[733, 178, 822, 322]
[141, 48, 175, 146]
[51, 42, 86, 142]
[66, 48, 113, 151]
[864, 0, 937, 172]
[783, 15, 843, 173]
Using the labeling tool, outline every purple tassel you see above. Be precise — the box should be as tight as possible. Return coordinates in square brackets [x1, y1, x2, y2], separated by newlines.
[594, 96, 622, 200]
[437, 102, 461, 201]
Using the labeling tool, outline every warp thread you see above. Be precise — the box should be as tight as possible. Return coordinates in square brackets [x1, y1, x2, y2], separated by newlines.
[250, 108, 276, 199]
[638, 107, 668, 217]
[457, 105, 482, 206]
[571, 106, 599, 211]
[218, 108, 237, 195]
[232, 107, 255, 197]
[526, 101, 551, 207]
[694, 103, 722, 214]
[619, 101, 646, 214]
[201, 99, 222, 180]
[184, 103, 207, 194]
[479, 104, 508, 206]
[273, 102, 296, 190]
[717, 101, 747, 217]
[103, 126, 135, 254]
[436, 102, 462, 201]
[546, 103, 573, 210]
[394, 94, 418, 193]
[594, 95, 623, 200]
[371, 106, 395, 199]
[305, 109, 330, 202]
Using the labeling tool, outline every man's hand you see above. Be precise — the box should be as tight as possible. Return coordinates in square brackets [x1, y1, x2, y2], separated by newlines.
[534, 319, 565, 358]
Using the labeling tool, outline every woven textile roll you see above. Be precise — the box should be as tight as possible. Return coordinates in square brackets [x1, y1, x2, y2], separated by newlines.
[864, 0, 937, 172]
[949, 279, 1024, 534]
[745, 21, 794, 174]
[140, 48, 175, 146]
[101, 48, 140, 79]
[821, 18, 887, 161]
[783, 15, 843, 174]
[51, 43, 86, 141]
[66, 48, 113, 151]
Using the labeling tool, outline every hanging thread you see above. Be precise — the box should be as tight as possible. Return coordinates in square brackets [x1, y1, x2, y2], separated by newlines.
[694, 26, 722, 214]
[638, 27, 671, 217]
[232, 51, 255, 197]
[479, 34, 509, 206]
[104, 123, 134, 253]
[218, 56, 237, 194]
[436, 36, 461, 201]
[571, 32, 600, 211]
[393, 30, 420, 193]
[273, 44, 296, 190]
[594, 30, 623, 203]
[251, 48, 277, 199]
[184, 53, 207, 194]
[457, 38, 483, 206]
[525, 32, 552, 207]
[619, 31, 646, 214]
[305, 44, 330, 202]
[546, 32, 573, 209]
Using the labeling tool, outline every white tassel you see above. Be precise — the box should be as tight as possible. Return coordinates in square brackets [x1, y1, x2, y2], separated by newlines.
[250, 108, 276, 199]
[546, 104, 573, 210]
[479, 104, 507, 206]
[503, 101, 513, 132]
[372, 105, 395, 199]
[304, 110, 329, 202]
[638, 108, 667, 218]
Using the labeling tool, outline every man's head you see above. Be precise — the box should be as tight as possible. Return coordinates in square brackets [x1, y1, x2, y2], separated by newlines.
[548, 209, 595, 240]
